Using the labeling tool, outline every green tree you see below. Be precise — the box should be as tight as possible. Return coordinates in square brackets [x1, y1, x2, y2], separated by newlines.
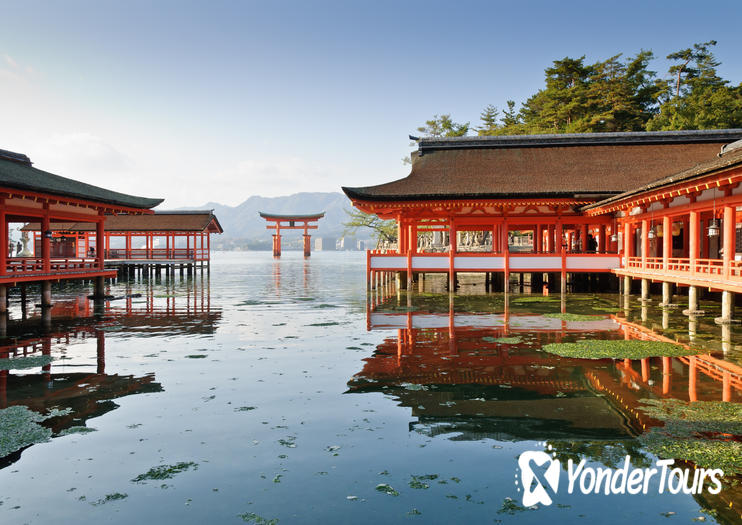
[416, 114, 469, 137]
[648, 40, 742, 130]
[514, 53, 661, 133]
[343, 209, 397, 247]
[477, 104, 500, 135]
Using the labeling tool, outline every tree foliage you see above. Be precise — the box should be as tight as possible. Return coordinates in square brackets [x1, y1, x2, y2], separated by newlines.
[417, 40, 741, 139]
[416, 114, 469, 137]
[342, 209, 397, 247]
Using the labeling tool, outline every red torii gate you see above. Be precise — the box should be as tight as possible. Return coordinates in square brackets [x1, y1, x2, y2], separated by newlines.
[259, 212, 324, 257]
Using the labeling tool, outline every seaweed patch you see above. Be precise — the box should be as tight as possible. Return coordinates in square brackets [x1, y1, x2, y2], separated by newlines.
[542, 340, 695, 359]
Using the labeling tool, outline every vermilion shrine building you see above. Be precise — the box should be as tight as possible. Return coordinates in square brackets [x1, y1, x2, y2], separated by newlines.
[343, 130, 742, 319]
[0, 148, 162, 309]
[23, 210, 223, 276]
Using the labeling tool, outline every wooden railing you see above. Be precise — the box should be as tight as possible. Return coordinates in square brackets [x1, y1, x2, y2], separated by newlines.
[4, 257, 100, 276]
[624, 255, 742, 286]
[105, 248, 209, 261]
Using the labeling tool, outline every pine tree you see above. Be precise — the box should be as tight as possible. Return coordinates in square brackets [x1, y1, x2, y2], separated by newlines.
[477, 104, 500, 135]
[416, 114, 470, 137]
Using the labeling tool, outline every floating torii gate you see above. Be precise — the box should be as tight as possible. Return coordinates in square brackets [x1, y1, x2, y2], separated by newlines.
[259, 212, 325, 257]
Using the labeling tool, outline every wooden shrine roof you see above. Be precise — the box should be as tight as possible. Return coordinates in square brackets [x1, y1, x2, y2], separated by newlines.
[342, 130, 742, 203]
[22, 210, 223, 233]
[583, 141, 742, 212]
[0, 149, 163, 210]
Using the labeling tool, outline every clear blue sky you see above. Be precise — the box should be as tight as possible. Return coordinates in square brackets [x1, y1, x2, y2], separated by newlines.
[1, 0, 740, 207]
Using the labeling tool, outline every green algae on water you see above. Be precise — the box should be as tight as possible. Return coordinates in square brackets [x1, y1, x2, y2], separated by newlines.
[638, 399, 742, 475]
[511, 296, 559, 304]
[542, 340, 694, 359]
[0, 406, 53, 457]
[543, 313, 604, 321]
[375, 483, 399, 496]
[131, 461, 199, 483]
[482, 336, 522, 344]
[409, 474, 438, 489]
[92, 493, 128, 505]
[0, 355, 54, 371]
[238, 512, 279, 525]
[58, 426, 97, 436]
[498, 497, 536, 514]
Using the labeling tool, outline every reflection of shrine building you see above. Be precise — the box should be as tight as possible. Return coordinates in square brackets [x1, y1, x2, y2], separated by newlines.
[0, 280, 221, 468]
[0, 326, 162, 469]
[349, 310, 742, 442]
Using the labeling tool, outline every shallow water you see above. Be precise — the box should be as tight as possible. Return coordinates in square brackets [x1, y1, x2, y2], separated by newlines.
[0, 251, 740, 524]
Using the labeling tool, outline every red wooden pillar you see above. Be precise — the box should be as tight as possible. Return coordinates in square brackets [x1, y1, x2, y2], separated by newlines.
[41, 205, 51, 272]
[662, 215, 671, 271]
[682, 216, 690, 258]
[689, 211, 699, 273]
[598, 224, 606, 254]
[303, 224, 311, 257]
[723, 205, 735, 278]
[535, 224, 542, 253]
[449, 221, 457, 253]
[0, 206, 6, 276]
[580, 224, 587, 253]
[555, 221, 563, 254]
[548, 225, 555, 253]
[206, 231, 210, 260]
[503, 220, 510, 289]
[448, 219, 456, 286]
[96, 219, 105, 269]
[410, 223, 418, 254]
[640, 219, 649, 267]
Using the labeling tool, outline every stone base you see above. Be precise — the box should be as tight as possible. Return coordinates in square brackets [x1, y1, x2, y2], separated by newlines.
[682, 309, 706, 316]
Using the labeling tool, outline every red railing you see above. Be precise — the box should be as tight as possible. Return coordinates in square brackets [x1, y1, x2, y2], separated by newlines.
[4, 257, 100, 276]
[105, 248, 209, 261]
[624, 255, 742, 287]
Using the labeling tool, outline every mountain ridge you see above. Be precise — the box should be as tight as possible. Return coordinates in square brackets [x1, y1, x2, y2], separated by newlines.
[173, 191, 362, 249]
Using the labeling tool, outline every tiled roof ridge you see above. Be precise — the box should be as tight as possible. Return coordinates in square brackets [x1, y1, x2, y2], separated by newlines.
[417, 129, 742, 152]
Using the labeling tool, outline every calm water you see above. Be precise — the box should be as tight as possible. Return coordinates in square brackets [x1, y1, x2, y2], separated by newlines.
[0, 251, 740, 524]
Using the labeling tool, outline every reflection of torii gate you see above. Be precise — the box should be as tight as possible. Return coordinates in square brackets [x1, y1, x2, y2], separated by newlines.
[259, 212, 325, 258]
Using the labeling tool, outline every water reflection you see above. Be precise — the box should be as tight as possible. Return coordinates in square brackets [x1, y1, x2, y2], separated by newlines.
[355, 292, 742, 520]
[0, 275, 220, 469]
[351, 315, 741, 436]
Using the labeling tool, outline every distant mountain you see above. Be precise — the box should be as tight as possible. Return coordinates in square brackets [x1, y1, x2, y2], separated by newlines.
[176, 192, 366, 250]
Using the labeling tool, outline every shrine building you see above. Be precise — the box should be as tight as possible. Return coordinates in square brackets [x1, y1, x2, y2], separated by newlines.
[343, 129, 742, 305]
[0, 148, 162, 308]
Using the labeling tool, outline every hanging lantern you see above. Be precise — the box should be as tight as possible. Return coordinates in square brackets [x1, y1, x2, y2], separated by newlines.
[708, 219, 720, 237]
[610, 232, 618, 243]
[647, 226, 656, 240]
